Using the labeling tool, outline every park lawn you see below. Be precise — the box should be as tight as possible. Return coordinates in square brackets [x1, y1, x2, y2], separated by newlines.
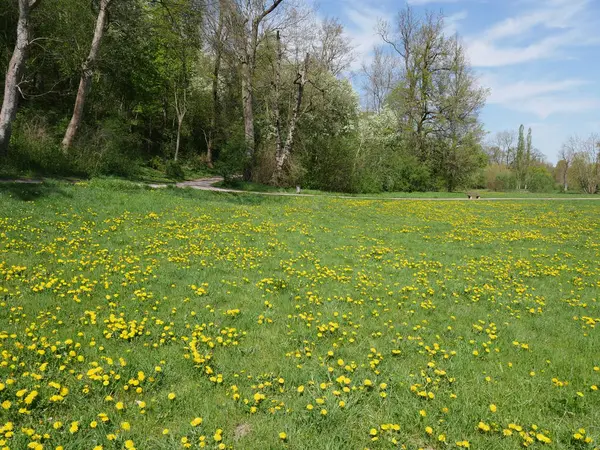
[0, 179, 599, 450]
[214, 179, 600, 199]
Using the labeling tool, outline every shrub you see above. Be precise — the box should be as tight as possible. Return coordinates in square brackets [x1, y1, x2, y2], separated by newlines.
[149, 156, 166, 172]
[165, 160, 185, 180]
[527, 166, 558, 193]
[484, 165, 514, 191]
[217, 132, 248, 183]
[76, 118, 141, 177]
[7, 112, 78, 176]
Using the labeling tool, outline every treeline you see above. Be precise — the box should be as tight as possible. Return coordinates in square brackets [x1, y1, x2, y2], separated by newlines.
[485, 127, 600, 194]
[0, 1, 524, 193]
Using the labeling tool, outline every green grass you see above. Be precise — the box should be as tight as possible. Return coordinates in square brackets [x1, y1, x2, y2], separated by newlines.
[0, 162, 216, 185]
[216, 180, 599, 199]
[0, 179, 599, 450]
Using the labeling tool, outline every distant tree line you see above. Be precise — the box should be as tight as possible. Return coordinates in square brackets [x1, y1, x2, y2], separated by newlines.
[485, 126, 600, 194]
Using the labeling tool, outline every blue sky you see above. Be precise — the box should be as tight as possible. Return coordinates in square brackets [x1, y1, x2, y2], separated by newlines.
[319, 0, 600, 162]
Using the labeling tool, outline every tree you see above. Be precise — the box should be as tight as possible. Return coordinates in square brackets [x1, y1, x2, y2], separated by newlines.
[571, 133, 600, 194]
[315, 17, 354, 77]
[0, 0, 42, 153]
[524, 127, 532, 188]
[514, 124, 525, 189]
[272, 51, 308, 184]
[484, 144, 504, 165]
[202, 0, 228, 167]
[223, 0, 284, 179]
[361, 46, 398, 113]
[62, 0, 112, 150]
[493, 130, 516, 166]
[380, 6, 487, 190]
[160, 1, 201, 162]
[559, 136, 576, 191]
[379, 7, 446, 159]
[265, 8, 353, 185]
[433, 36, 487, 191]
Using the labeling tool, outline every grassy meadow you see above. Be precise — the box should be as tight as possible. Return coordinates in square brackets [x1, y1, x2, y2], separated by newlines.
[0, 180, 599, 450]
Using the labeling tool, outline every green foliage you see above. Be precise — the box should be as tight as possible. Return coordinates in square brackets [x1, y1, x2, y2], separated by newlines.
[302, 135, 358, 192]
[165, 160, 185, 180]
[0, 0, 566, 195]
[74, 117, 142, 178]
[484, 165, 515, 191]
[217, 131, 248, 183]
[7, 111, 78, 176]
[527, 166, 558, 193]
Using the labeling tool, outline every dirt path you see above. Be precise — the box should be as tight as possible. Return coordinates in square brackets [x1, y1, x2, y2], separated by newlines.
[3, 176, 600, 201]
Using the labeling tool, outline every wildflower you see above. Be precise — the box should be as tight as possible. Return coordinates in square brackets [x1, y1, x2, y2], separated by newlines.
[191, 417, 203, 427]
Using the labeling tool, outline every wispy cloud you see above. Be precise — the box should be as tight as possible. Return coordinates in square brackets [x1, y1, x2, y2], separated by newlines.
[466, 0, 595, 67]
[444, 11, 468, 35]
[469, 0, 600, 121]
[336, 1, 387, 71]
[481, 74, 599, 119]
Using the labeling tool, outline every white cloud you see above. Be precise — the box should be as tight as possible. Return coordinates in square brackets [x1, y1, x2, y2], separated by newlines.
[337, 2, 386, 71]
[445, 11, 468, 35]
[480, 74, 599, 119]
[514, 97, 600, 119]
[484, 0, 587, 41]
[465, 0, 594, 67]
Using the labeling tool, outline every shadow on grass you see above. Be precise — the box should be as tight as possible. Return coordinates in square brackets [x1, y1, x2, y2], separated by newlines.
[168, 185, 275, 206]
[0, 181, 72, 201]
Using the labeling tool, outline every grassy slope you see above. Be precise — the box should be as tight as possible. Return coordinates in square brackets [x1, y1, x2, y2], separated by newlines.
[0, 180, 598, 449]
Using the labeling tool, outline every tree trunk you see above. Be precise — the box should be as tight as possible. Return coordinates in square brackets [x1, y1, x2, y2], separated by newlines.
[238, 0, 284, 181]
[62, 0, 110, 151]
[175, 119, 183, 162]
[272, 53, 309, 185]
[174, 88, 186, 162]
[0, 0, 40, 153]
[241, 60, 254, 180]
[563, 163, 568, 192]
[207, 1, 225, 169]
[272, 30, 283, 173]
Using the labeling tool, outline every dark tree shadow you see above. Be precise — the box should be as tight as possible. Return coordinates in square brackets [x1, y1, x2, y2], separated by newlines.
[0, 181, 72, 201]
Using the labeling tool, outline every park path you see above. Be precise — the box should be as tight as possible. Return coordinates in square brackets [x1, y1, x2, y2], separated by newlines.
[2, 176, 600, 201]
[148, 177, 600, 202]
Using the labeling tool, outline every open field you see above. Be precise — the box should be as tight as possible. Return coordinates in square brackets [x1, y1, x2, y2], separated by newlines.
[0, 180, 599, 450]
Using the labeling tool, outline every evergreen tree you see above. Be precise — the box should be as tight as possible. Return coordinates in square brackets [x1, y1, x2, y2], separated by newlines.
[515, 124, 525, 189]
[525, 127, 532, 189]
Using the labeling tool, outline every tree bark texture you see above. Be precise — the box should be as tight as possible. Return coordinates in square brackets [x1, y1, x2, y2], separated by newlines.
[0, 0, 41, 153]
[272, 53, 309, 185]
[62, 0, 110, 150]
